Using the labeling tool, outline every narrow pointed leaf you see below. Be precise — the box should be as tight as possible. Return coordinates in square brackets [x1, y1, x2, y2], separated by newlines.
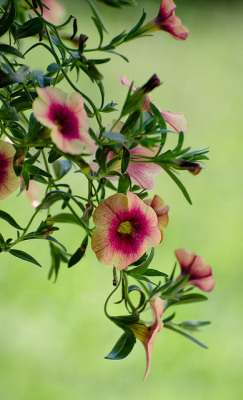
[9, 249, 42, 267]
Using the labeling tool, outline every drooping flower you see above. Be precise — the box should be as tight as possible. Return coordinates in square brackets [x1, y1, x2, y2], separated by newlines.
[105, 144, 162, 190]
[129, 297, 164, 380]
[91, 192, 161, 270]
[0, 140, 21, 200]
[120, 76, 187, 133]
[144, 0, 189, 40]
[144, 195, 169, 240]
[90, 121, 162, 190]
[33, 87, 95, 155]
[175, 248, 215, 292]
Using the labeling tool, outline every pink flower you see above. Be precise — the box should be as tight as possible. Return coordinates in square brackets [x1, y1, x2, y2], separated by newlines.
[90, 121, 162, 190]
[120, 76, 187, 133]
[144, 195, 169, 240]
[0, 140, 21, 200]
[33, 87, 95, 155]
[175, 248, 215, 292]
[104, 144, 162, 190]
[40, 0, 66, 25]
[145, 0, 189, 40]
[91, 192, 161, 270]
[129, 297, 164, 380]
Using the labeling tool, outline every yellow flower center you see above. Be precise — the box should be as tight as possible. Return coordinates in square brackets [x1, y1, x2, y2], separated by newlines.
[117, 221, 133, 235]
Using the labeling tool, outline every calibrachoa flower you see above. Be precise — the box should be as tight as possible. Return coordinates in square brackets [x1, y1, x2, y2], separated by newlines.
[91, 121, 162, 190]
[33, 87, 95, 155]
[91, 192, 161, 270]
[144, 0, 189, 40]
[175, 248, 215, 292]
[144, 195, 169, 240]
[106, 144, 162, 190]
[121, 76, 187, 133]
[0, 140, 21, 200]
[129, 297, 164, 381]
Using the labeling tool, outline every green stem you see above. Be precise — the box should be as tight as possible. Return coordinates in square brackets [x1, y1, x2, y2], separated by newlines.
[104, 272, 122, 319]
[123, 272, 136, 313]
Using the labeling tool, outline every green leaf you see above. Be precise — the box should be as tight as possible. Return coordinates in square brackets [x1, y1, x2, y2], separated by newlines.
[164, 324, 208, 349]
[162, 166, 192, 205]
[121, 147, 130, 174]
[68, 236, 88, 268]
[47, 63, 61, 72]
[48, 147, 61, 163]
[53, 160, 72, 180]
[118, 174, 130, 194]
[170, 293, 208, 305]
[103, 131, 127, 143]
[175, 320, 211, 333]
[0, 210, 24, 230]
[0, 44, 24, 58]
[105, 332, 136, 360]
[128, 248, 154, 276]
[162, 313, 176, 324]
[110, 313, 139, 327]
[45, 236, 67, 252]
[0, 0, 15, 38]
[26, 165, 52, 178]
[53, 213, 81, 226]
[16, 17, 44, 39]
[9, 249, 42, 267]
[0, 107, 18, 121]
[124, 10, 146, 41]
[105, 50, 129, 62]
[144, 269, 168, 277]
[48, 242, 61, 282]
[87, 0, 107, 32]
[150, 102, 166, 129]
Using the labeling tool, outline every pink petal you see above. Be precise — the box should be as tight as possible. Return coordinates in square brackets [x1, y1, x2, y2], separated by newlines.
[0, 141, 20, 200]
[120, 75, 137, 91]
[175, 248, 196, 273]
[92, 198, 121, 228]
[128, 146, 162, 190]
[158, 214, 169, 230]
[190, 256, 213, 279]
[147, 195, 168, 216]
[159, 108, 187, 133]
[158, 0, 176, 20]
[189, 276, 215, 292]
[160, 12, 189, 40]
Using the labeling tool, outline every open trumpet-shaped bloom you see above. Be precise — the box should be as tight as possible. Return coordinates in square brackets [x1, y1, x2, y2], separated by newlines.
[120, 76, 187, 133]
[0, 140, 20, 200]
[33, 87, 95, 155]
[91, 192, 161, 270]
[145, 0, 189, 40]
[145, 195, 169, 240]
[175, 248, 215, 292]
[129, 297, 164, 380]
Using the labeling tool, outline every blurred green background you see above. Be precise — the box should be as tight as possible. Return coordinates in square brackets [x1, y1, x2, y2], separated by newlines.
[0, 0, 243, 398]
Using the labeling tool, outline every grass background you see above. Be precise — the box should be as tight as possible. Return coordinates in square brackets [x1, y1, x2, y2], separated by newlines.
[0, 0, 243, 398]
